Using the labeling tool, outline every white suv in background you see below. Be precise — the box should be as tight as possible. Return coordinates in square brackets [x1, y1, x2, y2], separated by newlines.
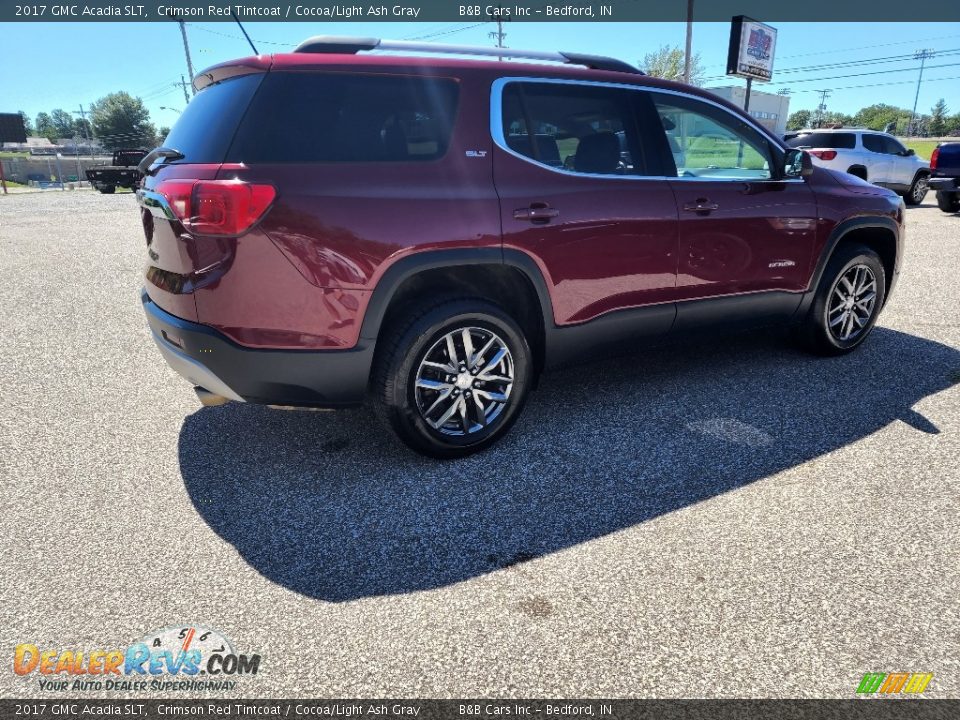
[784, 128, 930, 205]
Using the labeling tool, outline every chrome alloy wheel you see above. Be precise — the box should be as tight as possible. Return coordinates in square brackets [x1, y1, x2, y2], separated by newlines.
[827, 264, 878, 342]
[414, 326, 514, 436]
[912, 175, 929, 203]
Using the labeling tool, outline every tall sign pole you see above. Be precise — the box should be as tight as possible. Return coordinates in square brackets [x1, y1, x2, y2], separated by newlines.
[726, 16, 777, 116]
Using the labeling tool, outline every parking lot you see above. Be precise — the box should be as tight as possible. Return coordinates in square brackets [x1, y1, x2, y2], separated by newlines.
[1, 190, 958, 698]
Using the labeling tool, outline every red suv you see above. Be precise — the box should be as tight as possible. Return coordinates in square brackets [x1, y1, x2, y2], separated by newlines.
[139, 37, 904, 458]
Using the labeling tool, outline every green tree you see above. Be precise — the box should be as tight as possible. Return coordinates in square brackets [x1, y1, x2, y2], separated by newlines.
[50, 108, 75, 139]
[929, 99, 948, 137]
[73, 118, 92, 140]
[819, 111, 854, 128]
[946, 113, 960, 135]
[156, 126, 171, 146]
[90, 91, 156, 150]
[641, 45, 705, 86]
[18, 110, 34, 136]
[35, 112, 58, 141]
[787, 109, 811, 130]
[852, 103, 910, 131]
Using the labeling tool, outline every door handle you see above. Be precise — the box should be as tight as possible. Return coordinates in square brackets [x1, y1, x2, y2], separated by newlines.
[514, 204, 560, 223]
[683, 198, 720, 214]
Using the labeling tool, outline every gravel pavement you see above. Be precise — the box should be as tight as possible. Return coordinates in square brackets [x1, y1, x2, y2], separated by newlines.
[1, 191, 958, 699]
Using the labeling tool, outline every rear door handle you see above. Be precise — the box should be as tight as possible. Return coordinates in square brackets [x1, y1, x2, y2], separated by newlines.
[514, 204, 560, 223]
[683, 199, 720, 214]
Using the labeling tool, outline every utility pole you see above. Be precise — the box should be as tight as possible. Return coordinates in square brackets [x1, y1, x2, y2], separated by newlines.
[813, 89, 831, 128]
[178, 20, 196, 94]
[177, 76, 192, 106]
[683, 0, 694, 84]
[909, 49, 935, 137]
[73, 104, 96, 162]
[489, 12, 507, 60]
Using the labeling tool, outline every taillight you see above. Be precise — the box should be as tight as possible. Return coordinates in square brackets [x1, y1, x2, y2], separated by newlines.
[930, 146, 940, 170]
[809, 150, 838, 161]
[155, 179, 276, 236]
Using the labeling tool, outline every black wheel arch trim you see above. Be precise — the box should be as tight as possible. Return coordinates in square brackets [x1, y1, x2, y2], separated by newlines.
[358, 247, 556, 342]
[795, 215, 901, 318]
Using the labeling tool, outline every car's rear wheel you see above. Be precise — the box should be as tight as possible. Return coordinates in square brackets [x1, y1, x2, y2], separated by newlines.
[373, 297, 532, 458]
[937, 190, 960, 213]
[797, 244, 886, 356]
[904, 172, 929, 206]
[99, 185, 115, 194]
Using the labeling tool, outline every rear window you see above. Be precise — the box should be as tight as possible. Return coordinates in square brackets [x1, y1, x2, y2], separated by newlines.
[161, 73, 264, 163]
[227, 72, 460, 163]
[785, 132, 856, 149]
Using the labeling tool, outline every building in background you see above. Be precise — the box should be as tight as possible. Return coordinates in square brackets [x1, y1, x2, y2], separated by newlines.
[707, 86, 790, 137]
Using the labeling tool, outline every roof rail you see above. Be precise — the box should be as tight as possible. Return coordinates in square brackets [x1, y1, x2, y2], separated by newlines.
[292, 36, 643, 75]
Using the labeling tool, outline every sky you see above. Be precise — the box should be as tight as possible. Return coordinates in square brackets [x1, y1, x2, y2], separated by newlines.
[2, 20, 959, 132]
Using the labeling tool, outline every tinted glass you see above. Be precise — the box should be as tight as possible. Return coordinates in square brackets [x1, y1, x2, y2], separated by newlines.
[162, 73, 264, 163]
[785, 132, 857, 149]
[228, 72, 459, 163]
[501, 82, 647, 175]
[861, 134, 886, 153]
[882, 135, 906, 154]
[652, 95, 772, 179]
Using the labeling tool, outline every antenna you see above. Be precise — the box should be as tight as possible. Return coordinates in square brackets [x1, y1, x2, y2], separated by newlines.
[231, 10, 259, 55]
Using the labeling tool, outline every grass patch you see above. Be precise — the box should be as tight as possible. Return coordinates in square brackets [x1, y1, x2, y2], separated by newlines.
[901, 140, 940, 161]
[0, 180, 28, 188]
[0, 152, 29, 159]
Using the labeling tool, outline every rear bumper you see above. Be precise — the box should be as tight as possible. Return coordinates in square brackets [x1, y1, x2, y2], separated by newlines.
[142, 290, 373, 407]
[929, 177, 959, 192]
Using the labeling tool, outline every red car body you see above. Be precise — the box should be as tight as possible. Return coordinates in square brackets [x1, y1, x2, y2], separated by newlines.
[140, 48, 904, 412]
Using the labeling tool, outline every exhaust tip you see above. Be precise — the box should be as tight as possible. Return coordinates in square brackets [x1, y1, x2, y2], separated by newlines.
[195, 387, 231, 407]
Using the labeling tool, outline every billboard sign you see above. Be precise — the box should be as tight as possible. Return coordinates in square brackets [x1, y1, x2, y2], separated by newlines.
[0, 112, 28, 143]
[726, 16, 777, 82]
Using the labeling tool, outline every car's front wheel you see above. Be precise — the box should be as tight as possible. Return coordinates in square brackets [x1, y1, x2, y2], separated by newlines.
[797, 243, 886, 356]
[373, 298, 533, 458]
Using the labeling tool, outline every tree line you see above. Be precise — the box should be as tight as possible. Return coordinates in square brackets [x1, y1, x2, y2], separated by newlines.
[787, 99, 959, 136]
[18, 92, 171, 150]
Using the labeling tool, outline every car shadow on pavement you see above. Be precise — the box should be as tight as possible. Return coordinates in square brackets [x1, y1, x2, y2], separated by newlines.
[178, 327, 959, 602]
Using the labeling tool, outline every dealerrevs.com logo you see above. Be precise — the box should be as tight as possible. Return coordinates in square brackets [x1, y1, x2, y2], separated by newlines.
[13, 626, 262, 692]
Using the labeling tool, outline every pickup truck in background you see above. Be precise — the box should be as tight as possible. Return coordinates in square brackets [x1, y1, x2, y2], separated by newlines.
[930, 143, 960, 213]
[85, 149, 148, 194]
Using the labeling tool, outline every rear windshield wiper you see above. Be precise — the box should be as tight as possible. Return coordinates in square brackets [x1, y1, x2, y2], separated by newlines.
[138, 147, 185, 175]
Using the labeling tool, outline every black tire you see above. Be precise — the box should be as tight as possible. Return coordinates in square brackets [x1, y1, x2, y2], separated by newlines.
[937, 190, 960, 213]
[796, 243, 886, 356]
[847, 166, 867, 181]
[373, 297, 533, 459]
[904, 172, 929, 206]
[99, 185, 116, 194]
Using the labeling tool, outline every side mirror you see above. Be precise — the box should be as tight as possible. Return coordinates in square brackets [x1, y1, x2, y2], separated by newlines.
[784, 148, 814, 178]
[904, 148, 916, 156]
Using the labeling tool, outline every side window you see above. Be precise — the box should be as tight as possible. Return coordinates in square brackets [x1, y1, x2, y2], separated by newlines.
[651, 95, 772, 180]
[861, 134, 885, 153]
[500, 82, 647, 176]
[228, 73, 459, 163]
[882, 136, 907, 155]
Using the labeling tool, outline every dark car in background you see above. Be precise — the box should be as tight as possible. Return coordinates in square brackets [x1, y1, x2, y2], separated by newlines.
[930, 142, 960, 213]
[138, 37, 905, 457]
